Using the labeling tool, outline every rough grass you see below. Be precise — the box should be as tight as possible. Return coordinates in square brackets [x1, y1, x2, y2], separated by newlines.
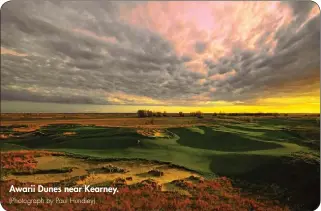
[0, 116, 319, 210]
[3, 155, 199, 192]
[1, 121, 314, 175]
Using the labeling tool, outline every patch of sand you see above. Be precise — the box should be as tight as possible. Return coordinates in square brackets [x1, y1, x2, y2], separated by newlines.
[63, 132, 76, 136]
[0, 134, 12, 139]
[4, 156, 201, 194]
[12, 125, 40, 132]
[137, 128, 169, 137]
[77, 163, 197, 187]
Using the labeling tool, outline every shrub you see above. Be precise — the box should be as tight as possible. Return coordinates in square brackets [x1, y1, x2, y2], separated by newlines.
[148, 169, 164, 176]
[195, 111, 203, 118]
[112, 177, 127, 186]
[87, 165, 127, 174]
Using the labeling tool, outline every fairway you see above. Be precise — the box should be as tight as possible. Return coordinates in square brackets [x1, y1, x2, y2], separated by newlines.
[0, 117, 316, 176]
[1, 115, 319, 211]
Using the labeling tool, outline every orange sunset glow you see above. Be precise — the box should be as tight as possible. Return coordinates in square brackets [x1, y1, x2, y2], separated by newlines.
[1, 1, 320, 113]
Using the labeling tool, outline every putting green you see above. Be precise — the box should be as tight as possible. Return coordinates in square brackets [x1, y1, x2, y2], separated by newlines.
[1, 122, 313, 176]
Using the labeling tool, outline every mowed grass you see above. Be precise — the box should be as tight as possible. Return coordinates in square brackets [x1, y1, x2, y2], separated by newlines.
[1, 118, 317, 176]
[1, 116, 319, 210]
[2, 125, 143, 149]
[172, 126, 283, 152]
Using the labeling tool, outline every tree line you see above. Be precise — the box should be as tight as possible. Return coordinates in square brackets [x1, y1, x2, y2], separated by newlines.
[137, 110, 296, 118]
[137, 110, 203, 118]
[137, 110, 167, 118]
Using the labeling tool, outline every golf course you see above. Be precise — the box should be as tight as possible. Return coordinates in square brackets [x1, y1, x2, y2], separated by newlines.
[0, 113, 319, 211]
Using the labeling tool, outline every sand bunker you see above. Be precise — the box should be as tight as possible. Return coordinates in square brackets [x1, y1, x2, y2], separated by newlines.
[137, 128, 171, 138]
[63, 132, 77, 136]
[3, 155, 201, 195]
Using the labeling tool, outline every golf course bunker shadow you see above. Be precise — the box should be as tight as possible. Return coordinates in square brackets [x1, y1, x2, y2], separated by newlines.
[209, 154, 278, 175]
[51, 127, 144, 149]
[209, 154, 320, 211]
[170, 126, 283, 152]
[4, 125, 145, 150]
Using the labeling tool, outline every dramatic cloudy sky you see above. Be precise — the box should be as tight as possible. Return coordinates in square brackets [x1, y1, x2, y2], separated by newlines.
[1, 1, 320, 113]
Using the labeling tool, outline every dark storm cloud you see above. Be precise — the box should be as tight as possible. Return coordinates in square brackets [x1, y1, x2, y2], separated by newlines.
[285, 1, 316, 23]
[1, 1, 320, 106]
[180, 55, 192, 63]
[1, 0, 193, 105]
[1, 88, 100, 104]
[204, 59, 215, 69]
[194, 41, 207, 54]
[202, 8, 320, 102]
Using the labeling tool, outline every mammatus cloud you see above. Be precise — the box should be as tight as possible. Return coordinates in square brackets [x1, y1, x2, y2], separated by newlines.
[1, 1, 320, 108]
